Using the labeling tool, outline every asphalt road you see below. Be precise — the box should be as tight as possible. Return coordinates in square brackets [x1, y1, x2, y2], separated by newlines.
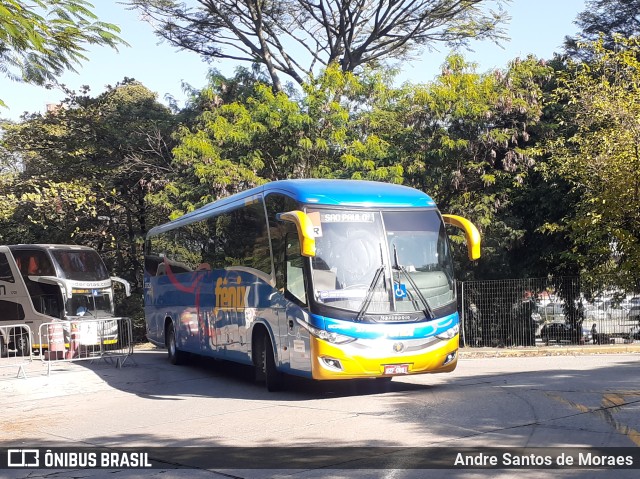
[0, 346, 639, 479]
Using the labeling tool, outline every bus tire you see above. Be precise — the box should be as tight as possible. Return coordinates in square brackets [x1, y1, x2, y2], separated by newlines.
[166, 322, 186, 365]
[0, 334, 7, 358]
[13, 332, 30, 357]
[264, 335, 284, 392]
[256, 333, 284, 392]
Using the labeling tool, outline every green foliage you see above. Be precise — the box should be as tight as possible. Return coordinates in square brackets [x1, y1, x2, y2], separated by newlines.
[155, 60, 549, 279]
[5, 0, 640, 337]
[0, 171, 20, 222]
[5, 34, 638, 292]
[545, 37, 640, 280]
[158, 65, 433, 219]
[344, 55, 551, 277]
[0, 176, 97, 243]
[0, 80, 179, 289]
[0, 0, 127, 108]
[0, 52, 568, 287]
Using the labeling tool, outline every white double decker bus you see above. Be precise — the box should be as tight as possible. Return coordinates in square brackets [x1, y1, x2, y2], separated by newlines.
[0, 244, 130, 356]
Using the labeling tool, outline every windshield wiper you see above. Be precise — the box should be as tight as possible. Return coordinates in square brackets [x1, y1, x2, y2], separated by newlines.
[392, 245, 434, 319]
[356, 265, 386, 322]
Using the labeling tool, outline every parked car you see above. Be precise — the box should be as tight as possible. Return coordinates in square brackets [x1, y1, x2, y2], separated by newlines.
[542, 302, 566, 323]
[584, 305, 608, 321]
[540, 322, 582, 345]
[629, 306, 640, 321]
[608, 307, 630, 322]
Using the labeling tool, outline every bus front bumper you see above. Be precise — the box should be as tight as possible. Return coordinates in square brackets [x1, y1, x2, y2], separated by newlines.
[310, 335, 459, 380]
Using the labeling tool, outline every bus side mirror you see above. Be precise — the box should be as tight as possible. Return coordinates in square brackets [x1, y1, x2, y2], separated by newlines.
[277, 210, 316, 257]
[442, 214, 481, 261]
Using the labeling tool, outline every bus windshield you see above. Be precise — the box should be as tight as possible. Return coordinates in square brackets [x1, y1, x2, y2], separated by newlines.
[50, 249, 110, 281]
[63, 288, 114, 318]
[309, 208, 455, 319]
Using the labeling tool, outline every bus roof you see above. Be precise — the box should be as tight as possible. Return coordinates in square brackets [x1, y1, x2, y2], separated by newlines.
[149, 179, 437, 235]
[7, 244, 97, 252]
[265, 179, 435, 207]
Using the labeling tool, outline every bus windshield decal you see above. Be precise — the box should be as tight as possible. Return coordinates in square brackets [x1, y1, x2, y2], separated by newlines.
[320, 212, 375, 223]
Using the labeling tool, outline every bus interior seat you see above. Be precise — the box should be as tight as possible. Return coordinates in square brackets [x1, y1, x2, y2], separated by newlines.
[313, 269, 339, 291]
[156, 263, 167, 276]
[28, 256, 39, 275]
[312, 257, 340, 291]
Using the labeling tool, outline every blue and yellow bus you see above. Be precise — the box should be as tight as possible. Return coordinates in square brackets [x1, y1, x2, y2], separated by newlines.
[143, 179, 480, 391]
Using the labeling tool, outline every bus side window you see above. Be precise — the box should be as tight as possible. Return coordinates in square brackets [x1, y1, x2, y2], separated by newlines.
[25, 251, 55, 276]
[0, 253, 15, 283]
[285, 233, 307, 305]
[0, 300, 25, 322]
[28, 256, 39, 275]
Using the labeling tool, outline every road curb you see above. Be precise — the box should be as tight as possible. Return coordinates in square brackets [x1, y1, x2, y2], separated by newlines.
[459, 343, 640, 359]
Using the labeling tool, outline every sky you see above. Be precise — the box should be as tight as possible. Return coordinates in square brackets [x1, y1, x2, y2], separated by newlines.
[0, 0, 587, 122]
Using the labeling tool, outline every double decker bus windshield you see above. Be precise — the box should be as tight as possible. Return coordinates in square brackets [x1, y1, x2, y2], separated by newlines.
[50, 250, 110, 281]
[66, 290, 114, 317]
[48, 249, 114, 317]
[309, 208, 455, 318]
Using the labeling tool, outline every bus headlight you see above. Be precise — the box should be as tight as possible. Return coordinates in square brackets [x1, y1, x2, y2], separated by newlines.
[435, 324, 459, 340]
[305, 323, 356, 345]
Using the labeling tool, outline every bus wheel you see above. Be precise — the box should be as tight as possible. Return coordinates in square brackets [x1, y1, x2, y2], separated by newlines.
[14, 333, 30, 357]
[8, 331, 30, 356]
[258, 334, 284, 392]
[167, 322, 186, 365]
[0, 336, 7, 358]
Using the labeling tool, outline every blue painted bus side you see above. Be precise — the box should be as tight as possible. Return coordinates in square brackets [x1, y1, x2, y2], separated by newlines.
[144, 179, 465, 381]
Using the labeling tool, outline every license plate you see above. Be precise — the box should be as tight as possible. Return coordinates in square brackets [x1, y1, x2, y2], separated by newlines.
[384, 364, 409, 375]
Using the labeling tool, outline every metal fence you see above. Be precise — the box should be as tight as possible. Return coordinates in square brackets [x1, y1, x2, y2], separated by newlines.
[0, 323, 33, 378]
[458, 277, 640, 348]
[38, 317, 134, 373]
[0, 318, 133, 379]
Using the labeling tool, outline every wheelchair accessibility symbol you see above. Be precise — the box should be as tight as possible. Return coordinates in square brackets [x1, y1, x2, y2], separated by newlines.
[394, 283, 407, 299]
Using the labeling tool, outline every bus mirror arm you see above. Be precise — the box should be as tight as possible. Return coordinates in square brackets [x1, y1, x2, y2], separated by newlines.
[111, 277, 131, 297]
[29, 275, 72, 298]
[442, 214, 481, 261]
[277, 210, 316, 257]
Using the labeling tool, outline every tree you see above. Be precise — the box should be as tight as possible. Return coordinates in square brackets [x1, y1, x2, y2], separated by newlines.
[0, 0, 126, 108]
[0, 120, 21, 173]
[0, 80, 179, 289]
[149, 65, 362, 218]
[157, 58, 551, 280]
[564, 0, 640, 61]
[500, 55, 583, 280]
[129, 0, 510, 91]
[545, 37, 640, 281]
[347, 55, 551, 278]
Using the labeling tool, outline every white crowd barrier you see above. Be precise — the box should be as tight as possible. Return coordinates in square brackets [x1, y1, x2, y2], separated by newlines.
[38, 317, 134, 374]
[0, 323, 33, 378]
